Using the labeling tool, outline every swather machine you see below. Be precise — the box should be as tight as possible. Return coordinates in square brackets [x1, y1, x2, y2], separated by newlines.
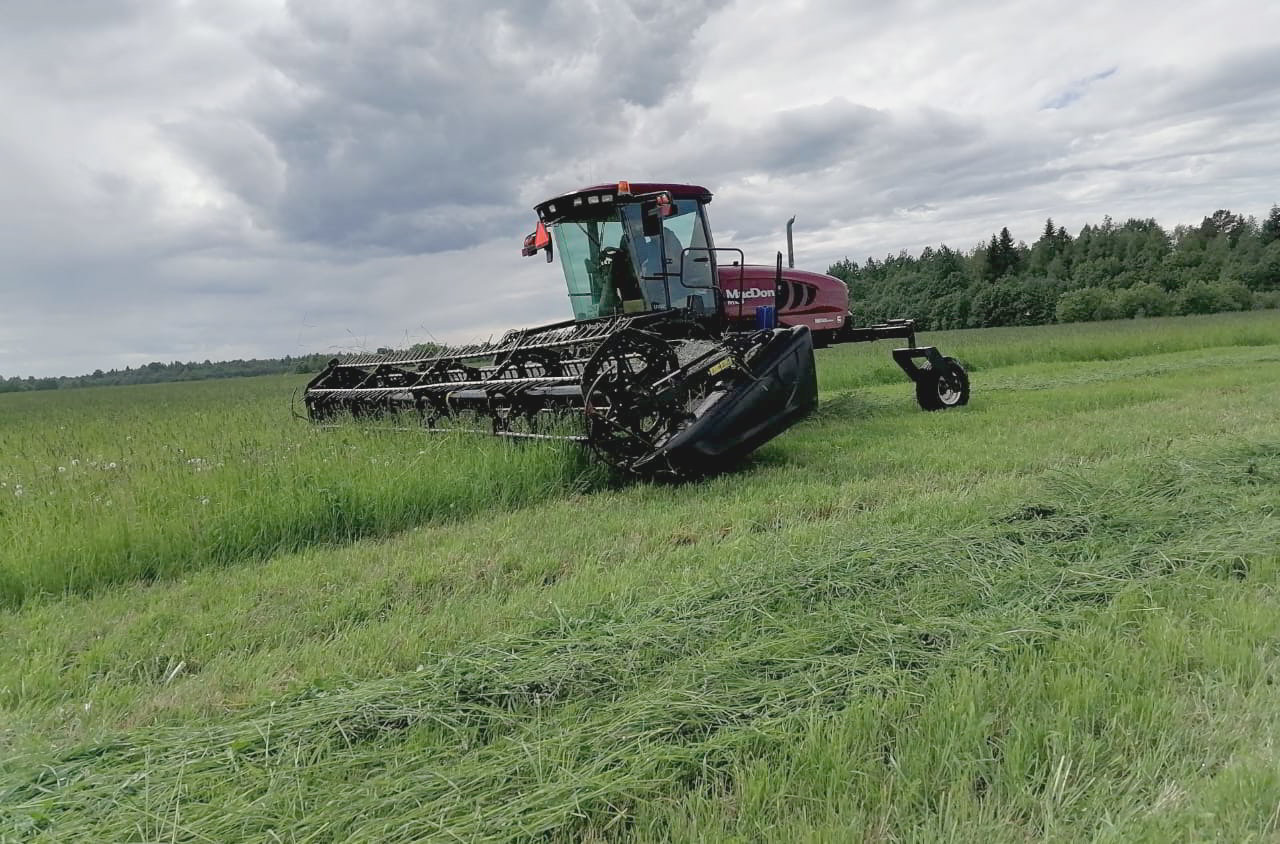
[304, 182, 969, 475]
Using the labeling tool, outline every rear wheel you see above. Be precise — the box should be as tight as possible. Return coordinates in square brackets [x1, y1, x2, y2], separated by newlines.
[915, 357, 969, 411]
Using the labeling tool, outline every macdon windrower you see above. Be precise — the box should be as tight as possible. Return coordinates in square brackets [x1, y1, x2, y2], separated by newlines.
[303, 182, 970, 476]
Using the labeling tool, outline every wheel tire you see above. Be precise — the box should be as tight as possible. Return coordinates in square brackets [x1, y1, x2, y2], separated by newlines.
[915, 357, 969, 411]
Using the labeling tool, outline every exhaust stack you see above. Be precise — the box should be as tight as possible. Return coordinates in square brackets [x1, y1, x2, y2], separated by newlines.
[786, 216, 796, 268]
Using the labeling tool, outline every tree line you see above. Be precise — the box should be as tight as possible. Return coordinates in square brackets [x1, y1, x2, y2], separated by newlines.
[828, 205, 1280, 329]
[0, 355, 334, 394]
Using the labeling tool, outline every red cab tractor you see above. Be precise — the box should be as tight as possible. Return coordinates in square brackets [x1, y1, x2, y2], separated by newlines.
[305, 182, 969, 476]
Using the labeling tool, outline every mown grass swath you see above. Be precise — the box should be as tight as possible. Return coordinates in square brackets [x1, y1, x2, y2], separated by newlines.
[1, 311, 1279, 840]
[4, 442, 1279, 840]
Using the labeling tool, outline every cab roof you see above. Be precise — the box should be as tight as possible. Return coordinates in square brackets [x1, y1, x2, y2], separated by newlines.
[535, 182, 713, 223]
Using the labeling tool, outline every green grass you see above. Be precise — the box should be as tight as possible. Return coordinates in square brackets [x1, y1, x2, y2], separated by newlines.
[0, 377, 601, 607]
[1, 311, 1279, 841]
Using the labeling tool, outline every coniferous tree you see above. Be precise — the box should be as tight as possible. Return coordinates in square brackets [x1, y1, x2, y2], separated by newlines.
[1261, 205, 1280, 246]
[996, 226, 1019, 276]
[1031, 219, 1060, 275]
[983, 233, 1001, 281]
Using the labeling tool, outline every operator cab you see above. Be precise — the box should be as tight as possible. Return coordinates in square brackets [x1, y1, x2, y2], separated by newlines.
[523, 182, 720, 322]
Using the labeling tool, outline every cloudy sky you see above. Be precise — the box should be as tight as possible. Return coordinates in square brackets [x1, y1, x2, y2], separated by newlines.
[2, 0, 1278, 377]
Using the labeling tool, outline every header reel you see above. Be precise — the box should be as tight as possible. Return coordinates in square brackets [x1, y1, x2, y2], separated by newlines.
[305, 309, 819, 477]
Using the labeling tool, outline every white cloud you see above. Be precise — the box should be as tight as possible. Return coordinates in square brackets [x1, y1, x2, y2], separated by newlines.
[1, 0, 1278, 376]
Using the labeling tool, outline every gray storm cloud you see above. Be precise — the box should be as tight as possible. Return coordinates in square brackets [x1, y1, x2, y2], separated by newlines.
[1, 0, 1278, 376]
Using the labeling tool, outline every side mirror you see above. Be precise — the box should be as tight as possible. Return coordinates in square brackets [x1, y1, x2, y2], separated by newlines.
[640, 191, 675, 238]
[521, 220, 554, 263]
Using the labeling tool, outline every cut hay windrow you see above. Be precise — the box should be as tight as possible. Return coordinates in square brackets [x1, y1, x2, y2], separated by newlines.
[5, 444, 1277, 840]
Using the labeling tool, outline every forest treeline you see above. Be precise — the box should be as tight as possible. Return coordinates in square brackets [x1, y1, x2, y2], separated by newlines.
[828, 205, 1280, 329]
[0, 355, 333, 394]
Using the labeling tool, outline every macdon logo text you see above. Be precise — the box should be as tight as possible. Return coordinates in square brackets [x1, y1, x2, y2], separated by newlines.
[722, 287, 776, 301]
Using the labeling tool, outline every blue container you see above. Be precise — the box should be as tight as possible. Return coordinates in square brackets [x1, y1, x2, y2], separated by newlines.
[754, 305, 777, 330]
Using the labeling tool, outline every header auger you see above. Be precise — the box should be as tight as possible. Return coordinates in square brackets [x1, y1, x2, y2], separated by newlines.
[304, 182, 968, 476]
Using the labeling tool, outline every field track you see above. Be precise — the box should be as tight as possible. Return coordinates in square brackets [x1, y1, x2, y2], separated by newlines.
[2, 311, 1279, 841]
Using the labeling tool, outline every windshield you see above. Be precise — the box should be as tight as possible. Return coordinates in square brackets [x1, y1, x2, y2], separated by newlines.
[548, 197, 717, 321]
[620, 199, 716, 314]
[550, 216, 629, 321]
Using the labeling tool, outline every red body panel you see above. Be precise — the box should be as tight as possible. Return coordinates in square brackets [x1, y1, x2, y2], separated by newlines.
[717, 265, 849, 334]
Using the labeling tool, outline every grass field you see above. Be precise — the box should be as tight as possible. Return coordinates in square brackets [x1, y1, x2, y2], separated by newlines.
[2, 311, 1278, 841]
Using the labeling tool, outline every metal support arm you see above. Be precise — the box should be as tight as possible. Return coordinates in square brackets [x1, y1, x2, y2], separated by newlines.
[841, 318, 917, 348]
